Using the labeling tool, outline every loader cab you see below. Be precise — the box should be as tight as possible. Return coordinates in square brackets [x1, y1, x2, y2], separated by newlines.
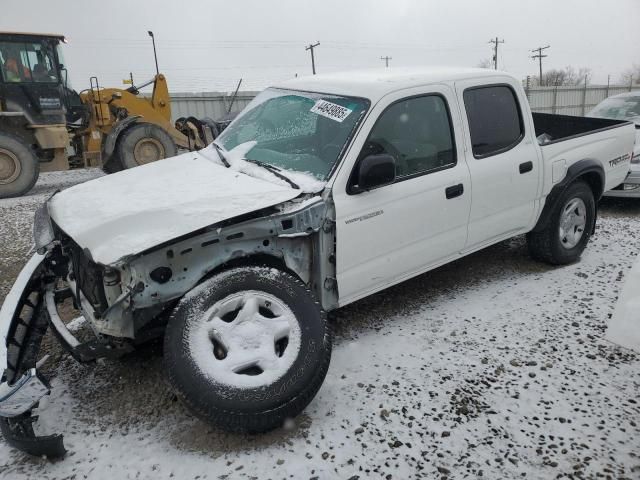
[0, 32, 68, 127]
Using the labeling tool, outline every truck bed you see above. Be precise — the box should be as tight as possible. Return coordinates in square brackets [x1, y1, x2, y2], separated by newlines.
[533, 112, 636, 194]
[532, 112, 630, 145]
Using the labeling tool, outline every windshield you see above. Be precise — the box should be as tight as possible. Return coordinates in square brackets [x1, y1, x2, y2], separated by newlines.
[0, 39, 59, 84]
[216, 88, 369, 180]
[588, 95, 640, 125]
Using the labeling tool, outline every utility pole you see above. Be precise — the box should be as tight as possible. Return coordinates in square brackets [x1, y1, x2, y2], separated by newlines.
[531, 45, 550, 86]
[380, 55, 392, 68]
[488, 37, 504, 70]
[305, 41, 320, 75]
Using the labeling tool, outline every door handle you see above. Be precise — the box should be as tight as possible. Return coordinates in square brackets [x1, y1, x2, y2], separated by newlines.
[519, 161, 533, 174]
[445, 183, 464, 199]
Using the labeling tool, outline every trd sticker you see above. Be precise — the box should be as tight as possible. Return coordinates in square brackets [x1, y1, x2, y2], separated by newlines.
[345, 210, 384, 224]
[310, 100, 353, 123]
[609, 153, 630, 167]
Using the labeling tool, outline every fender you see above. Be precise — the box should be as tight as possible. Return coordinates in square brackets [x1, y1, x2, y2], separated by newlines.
[532, 159, 604, 233]
[102, 115, 141, 161]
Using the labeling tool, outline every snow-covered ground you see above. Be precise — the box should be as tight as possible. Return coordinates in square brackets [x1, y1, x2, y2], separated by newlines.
[1, 170, 639, 479]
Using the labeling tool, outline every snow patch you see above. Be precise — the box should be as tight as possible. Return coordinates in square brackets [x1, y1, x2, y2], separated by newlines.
[48, 152, 301, 265]
[606, 255, 640, 352]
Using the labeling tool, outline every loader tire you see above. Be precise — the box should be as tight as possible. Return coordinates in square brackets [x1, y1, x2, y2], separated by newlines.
[527, 180, 595, 265]
[117, 123, 177, 169]
[0, 133, 39, 199]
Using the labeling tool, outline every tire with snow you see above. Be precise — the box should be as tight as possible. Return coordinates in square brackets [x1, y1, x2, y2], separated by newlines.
[164, 266, 332, 433]
[117, 123, 177, 169]
[527, 180, 595, 265]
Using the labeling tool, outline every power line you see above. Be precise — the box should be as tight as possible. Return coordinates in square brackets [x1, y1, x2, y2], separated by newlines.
[305, 41, 320, 75]
[531, 45, 550, 85]
[488, 37, 504, 70]
[380, 56, 392, 68]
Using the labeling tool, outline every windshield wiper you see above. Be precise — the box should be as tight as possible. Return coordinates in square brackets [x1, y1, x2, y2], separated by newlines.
[244, 158, 300, 189]
[212, 142, 231, 168]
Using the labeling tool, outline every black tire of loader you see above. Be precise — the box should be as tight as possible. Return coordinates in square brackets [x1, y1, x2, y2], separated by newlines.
[116, 123, 177, 170]
[163, 266, 332, 433]
[527, 180, 596, 265]
[0, 132, 39, 199]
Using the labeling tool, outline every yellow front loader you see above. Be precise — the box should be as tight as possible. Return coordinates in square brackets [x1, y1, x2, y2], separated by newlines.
[76, 73, 215, 172]
[0, 31, 223, 198]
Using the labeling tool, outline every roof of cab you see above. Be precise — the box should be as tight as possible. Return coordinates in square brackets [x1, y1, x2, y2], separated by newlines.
[0, 31, 66, 41]
[275, 66, 514, 102]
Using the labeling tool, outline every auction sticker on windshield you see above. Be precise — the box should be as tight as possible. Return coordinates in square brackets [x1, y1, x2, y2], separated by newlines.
[310, 100, 353, 122]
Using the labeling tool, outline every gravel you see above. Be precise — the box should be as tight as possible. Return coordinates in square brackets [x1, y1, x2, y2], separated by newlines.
[0, 171, 639, 479]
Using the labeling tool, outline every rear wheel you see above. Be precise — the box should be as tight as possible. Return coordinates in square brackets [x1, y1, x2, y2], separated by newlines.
[164, 266, 332, 433]
[0, 133, 39, 198]
[527, 180, 595, 265]
[116, 123, 177, 169]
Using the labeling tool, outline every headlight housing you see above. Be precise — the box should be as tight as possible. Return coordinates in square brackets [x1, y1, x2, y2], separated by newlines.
[33, 202, 55, 253]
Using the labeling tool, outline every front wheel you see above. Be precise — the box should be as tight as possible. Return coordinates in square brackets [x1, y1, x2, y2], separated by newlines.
[527, 180, 596, 265]
[116, 123, 177, 169]
[164, 267, 332, 433]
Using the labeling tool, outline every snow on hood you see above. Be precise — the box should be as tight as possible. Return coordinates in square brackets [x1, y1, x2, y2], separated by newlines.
[48, 150, 303, 265]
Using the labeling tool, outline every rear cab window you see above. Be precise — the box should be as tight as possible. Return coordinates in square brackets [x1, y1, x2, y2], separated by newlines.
[463, 85, 524, 158]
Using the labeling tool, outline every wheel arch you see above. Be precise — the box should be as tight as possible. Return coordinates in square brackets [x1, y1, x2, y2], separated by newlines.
[532, 158, 603, 233]
[101, 115, 141, 161]
[198, 252, 306, 288]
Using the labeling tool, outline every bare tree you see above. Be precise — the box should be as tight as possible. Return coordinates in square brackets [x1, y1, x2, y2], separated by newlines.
[539, 66, 592, 86]
[476, 59, 492, 69]
[620, 64, 640, 85]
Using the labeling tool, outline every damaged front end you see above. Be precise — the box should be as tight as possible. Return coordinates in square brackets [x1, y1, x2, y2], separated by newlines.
[0, 204, 135, 458]
[0, 253, 66, 457]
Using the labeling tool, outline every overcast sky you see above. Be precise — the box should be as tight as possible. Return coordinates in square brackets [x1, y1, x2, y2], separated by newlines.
[2, 0, 638, 92]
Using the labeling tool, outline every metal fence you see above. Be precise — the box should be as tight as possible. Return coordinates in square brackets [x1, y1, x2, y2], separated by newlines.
[169, 84, 640, 121]
[525, 84, 640, 116]
[169, 91, 260, 121]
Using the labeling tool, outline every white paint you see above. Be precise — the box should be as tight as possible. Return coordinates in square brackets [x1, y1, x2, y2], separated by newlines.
[333, 84, 471, 303]
[47, 150, 302, 265]
[606, 255, 640, 352]
[328, 68, 635, 307]
[276, 67, 505, 106]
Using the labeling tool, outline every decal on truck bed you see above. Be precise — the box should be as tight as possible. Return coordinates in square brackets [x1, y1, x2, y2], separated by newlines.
[609, 153, 630, 167]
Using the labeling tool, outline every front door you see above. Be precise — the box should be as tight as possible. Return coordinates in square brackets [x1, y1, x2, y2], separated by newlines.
[332, 85, 471, 306]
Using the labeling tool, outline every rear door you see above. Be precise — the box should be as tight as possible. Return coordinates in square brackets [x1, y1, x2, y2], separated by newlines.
[454, 80, 542, 249]
[332, 85, 471, 305]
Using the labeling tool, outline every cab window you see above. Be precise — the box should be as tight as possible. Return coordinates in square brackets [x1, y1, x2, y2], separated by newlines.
[463, 85, 524, 158]
[359, 94, 456, 180]
[0, 41, 58, 83]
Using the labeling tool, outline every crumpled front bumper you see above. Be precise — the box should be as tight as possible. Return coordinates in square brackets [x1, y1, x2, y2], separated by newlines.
[0, 253, 66, 457]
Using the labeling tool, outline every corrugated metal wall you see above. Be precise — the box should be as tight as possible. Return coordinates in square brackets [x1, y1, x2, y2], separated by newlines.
[525, 85, 640, 116]
[169, 91, 260, 121]
[169, 85, 640, 121]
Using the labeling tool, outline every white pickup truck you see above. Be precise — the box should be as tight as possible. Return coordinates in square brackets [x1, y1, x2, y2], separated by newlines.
[0, 67, 636, 457]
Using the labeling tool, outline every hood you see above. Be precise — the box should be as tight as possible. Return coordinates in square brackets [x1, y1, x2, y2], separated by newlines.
[48, 151, 301, 265]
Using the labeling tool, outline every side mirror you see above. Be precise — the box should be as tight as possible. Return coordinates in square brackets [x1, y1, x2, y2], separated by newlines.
[352, 153, 396, 193]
